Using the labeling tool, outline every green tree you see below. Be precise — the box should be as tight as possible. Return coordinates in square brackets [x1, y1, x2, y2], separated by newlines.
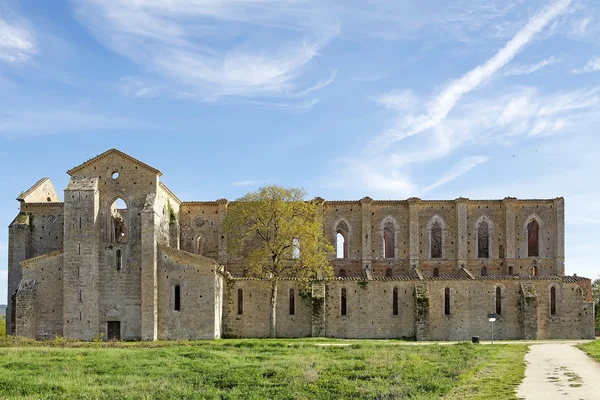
[223, 186, 334, 337]
[0, 315, 5, 337]
[592, 278, 600, 333]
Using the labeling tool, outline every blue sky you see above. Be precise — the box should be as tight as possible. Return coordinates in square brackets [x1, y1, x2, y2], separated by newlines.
[1, 0, 599, 303]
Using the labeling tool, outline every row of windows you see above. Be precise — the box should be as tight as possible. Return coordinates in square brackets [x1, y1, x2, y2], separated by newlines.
[175, 284, 558, 317]
[337, 264, 539, 278]
[335, 217, 541, 260]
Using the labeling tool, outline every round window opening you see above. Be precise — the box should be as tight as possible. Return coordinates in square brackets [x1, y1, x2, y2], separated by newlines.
[112, 171, 119, 180]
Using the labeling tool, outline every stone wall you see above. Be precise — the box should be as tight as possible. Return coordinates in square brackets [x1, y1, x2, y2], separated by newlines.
[222, 277, 593, 340]
[20, 251, 64, 339]
[222, 279, 312, 338]
[156, 246, 223, 340]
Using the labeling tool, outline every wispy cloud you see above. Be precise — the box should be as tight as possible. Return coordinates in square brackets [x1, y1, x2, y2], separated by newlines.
[502, 56, 560, 76]
[572, 55, 600, 74]
[328, 0, 577, 197]
[371, 90, 418, 111]
[0, 106, 152, 138]
[423, 156, 490, 193]
[373, 0, 572, 150]
[0, 17, 36, 63]
[73, 0, 338, 106]
[231, 180, 265, 187]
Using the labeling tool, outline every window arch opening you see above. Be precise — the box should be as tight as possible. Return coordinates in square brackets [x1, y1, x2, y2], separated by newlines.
[431, 221, 442, 258]
[341, 288, 347, 316]
[338, 269, 346, 278]
[527, 220, 539, 257]
[495, 287, 502, 315]
[481, 266, 487, 276]
[550, 286, 556, 315]
[109, 198, 127, 244]
[116, 249, 122, 271]
[478, 221, 489, 258]
[237, 288, 244, 315]
[444, 287, 450, 315]
[289, 288, 295, 315]
[433, 267, 439, 277]
[386, 268, 393, 278]
[292, 237, 300, 259]
[174, 285, 181, 311]
[336, 221, 349, 259]
[383, 221, 395, 258]
[392, 287, 399, 315]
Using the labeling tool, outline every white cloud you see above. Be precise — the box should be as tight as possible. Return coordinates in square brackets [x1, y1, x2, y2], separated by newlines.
[502, 56, 560, 76]
[423, 156, 490, 193]
[73, 0, 338, 104]
[373, 0, 572, 150]
[328, 0, 585, 197]
[371, 90, 418, 111]
[572, 55, 600, 74]
[0, 17, 36, 63]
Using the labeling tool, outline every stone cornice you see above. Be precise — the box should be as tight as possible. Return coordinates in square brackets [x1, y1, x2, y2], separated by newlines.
[20, 249, 64, 267]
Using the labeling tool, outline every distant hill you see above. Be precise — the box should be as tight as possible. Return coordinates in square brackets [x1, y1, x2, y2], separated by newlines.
[0, 305, 6, 316]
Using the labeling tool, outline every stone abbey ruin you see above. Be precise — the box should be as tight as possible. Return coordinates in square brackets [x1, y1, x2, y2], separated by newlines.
[7, 149, 594, 341]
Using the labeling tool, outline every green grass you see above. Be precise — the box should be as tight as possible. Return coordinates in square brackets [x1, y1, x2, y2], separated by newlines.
[443, 345, 527, 399]
[0, 338, 528, 400]
[577, 339, 600, 362]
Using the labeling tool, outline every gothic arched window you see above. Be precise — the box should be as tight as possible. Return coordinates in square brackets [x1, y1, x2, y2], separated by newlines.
[341, 288, 347, 316]
[444, 287, 451, 315]
[336, 221, 349, 259]
[550, 286, 557, 315]
[527, 220, 539, 257]
[289, 288, 295, 315]
[383, 221, 395, 258]
[237, 288, 244, 315]
[392, 287, 399, 316]
[495, 287, 502, 315]
[174, 285, 181, 311]
[431, 221, 442, 259]
[478, 221, 489, 258]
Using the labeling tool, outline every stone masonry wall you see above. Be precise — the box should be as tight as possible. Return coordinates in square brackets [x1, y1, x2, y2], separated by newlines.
[157, 247, 221, 340]
[21, 252, 64, 339]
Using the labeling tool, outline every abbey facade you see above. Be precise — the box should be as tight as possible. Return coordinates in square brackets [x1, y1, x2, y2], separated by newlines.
[7, 149, 594, 341]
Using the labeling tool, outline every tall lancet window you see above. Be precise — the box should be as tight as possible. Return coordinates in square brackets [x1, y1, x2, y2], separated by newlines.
[527, 220, 539, 257]
[431, 221, 442, 259]
[109, 198, 127, 244]
[336, 221, 349, 259]
[478, 221, 489, 258]
[383, 221, 395, 259]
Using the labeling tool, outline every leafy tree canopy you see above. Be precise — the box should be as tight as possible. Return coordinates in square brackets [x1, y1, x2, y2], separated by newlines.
[224, 185, 334, 284]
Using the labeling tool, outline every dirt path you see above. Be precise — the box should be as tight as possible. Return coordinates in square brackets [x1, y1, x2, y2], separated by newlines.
[517, 342, 600, 400]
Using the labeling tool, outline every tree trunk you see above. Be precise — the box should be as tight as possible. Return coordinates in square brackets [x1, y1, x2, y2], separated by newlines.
[269, 279, 278, 338]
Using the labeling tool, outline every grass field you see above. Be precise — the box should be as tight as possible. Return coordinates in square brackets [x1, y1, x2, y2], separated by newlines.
[578, 339, 600, 363]
[0, 337, 527, 400]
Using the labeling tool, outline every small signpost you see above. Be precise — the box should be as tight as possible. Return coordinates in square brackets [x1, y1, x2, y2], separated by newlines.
[487, 313, 498, 344]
